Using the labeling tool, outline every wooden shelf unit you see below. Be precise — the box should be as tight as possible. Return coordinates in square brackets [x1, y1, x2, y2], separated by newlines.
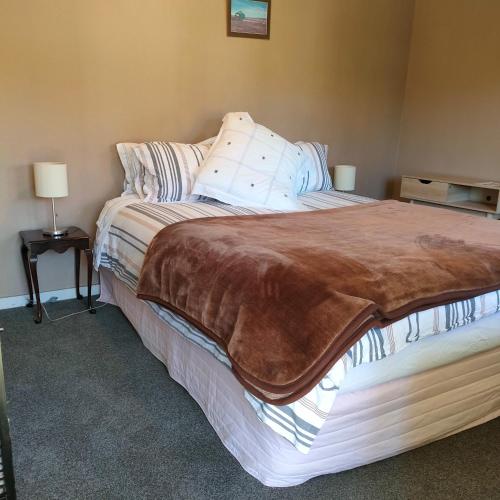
[400, 174, 500, 219]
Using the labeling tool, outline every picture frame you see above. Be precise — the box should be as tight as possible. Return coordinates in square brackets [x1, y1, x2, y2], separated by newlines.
[227, 0, 271, 40]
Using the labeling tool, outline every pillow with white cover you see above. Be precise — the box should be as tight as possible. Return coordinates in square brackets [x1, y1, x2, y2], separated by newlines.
[133, 140, 214, 203]
[116, 143, 146, 198]
[192, 112, 304, 210]
[295, 142, 333, 193]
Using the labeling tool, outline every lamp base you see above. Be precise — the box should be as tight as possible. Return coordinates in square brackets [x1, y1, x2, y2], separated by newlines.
[43, 227, 68, 238]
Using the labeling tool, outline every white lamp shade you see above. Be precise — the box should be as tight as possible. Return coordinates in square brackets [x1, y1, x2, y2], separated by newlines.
[334, 165, 356, 191]
[34, 162, 68, 198]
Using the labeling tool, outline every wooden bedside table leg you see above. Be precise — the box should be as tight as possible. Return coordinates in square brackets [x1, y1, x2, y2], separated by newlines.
[84, 249, 95, 314]
[74, 248, 83, 300]
[28, 255, 42, 324]
[21, 244, 34, 307]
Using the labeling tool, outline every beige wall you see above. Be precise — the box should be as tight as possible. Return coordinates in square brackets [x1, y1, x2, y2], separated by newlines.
[0, 0, 415, 298]
[397, 0, 500, 182]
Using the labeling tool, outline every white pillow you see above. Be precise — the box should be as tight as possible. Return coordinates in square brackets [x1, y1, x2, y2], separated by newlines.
[192, 113, 304, 210]
[295, 142, 333, 193]
[116, 143, 145, 198]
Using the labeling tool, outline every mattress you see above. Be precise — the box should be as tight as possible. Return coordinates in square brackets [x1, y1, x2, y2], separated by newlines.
[100, 269, 500, 487]
[94, 191, 500, 455]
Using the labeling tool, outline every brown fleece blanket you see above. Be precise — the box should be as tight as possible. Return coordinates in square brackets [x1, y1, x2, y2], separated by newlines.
[137, 200, 500, 404]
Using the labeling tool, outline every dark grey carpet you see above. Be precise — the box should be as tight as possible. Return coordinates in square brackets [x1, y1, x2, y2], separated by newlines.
[0, 299, 498, 500]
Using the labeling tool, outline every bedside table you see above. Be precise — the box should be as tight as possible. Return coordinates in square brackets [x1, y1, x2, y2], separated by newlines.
[20, 227, 95, 323]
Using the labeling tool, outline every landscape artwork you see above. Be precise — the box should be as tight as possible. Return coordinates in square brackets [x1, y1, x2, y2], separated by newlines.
[227, 0, 271, 39]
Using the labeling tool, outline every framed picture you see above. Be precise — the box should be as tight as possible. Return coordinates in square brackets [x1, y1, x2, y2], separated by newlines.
[227, 0, 271, 40]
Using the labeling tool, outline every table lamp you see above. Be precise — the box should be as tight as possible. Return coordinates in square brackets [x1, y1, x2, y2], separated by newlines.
[33, 162, 69, 237]
[334, 165, 356, 192]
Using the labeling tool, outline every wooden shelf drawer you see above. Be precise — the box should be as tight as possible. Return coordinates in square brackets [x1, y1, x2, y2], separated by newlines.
[400, 173, 500, 218]
[401, 177, 451, 202]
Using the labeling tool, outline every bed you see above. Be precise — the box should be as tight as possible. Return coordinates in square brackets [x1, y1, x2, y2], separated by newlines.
[94, 190, 500, 487]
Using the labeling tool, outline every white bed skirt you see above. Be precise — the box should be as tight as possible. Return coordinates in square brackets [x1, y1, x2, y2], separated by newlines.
[99, 269, 500, 487]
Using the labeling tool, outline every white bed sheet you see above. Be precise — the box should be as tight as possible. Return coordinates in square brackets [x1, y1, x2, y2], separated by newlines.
[100, 269, 500, 487]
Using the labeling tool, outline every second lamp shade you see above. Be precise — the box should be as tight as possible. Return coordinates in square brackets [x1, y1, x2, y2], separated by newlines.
[334, 165, 356, 191]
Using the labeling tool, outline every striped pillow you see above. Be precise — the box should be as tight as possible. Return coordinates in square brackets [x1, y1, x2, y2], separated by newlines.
[116, 143, 145, 198]
[295, 142, 333, 193]
[133, 142, 212, 203]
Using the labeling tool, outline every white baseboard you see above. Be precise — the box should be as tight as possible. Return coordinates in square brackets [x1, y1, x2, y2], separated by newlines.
[0, 284, 101, 310]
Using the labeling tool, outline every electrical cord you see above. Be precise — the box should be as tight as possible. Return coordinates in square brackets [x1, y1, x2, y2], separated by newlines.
[24, 260, 106, 323]
[40, 299, 108, 322]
